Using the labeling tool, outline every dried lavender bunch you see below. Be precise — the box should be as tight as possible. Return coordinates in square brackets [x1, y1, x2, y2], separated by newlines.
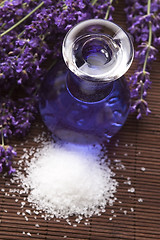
[0, 0, 116, 174]
[0, 1, 52, 174]
[125, 0, 160, 119]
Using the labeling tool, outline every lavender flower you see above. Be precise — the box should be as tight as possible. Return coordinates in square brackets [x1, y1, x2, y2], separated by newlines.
[91, 0, 115, 20]
[0, 96, 37, 174]
[125, 0, 160, 118]
[0, 97, 38, 139]
[0, 142, 16, 175]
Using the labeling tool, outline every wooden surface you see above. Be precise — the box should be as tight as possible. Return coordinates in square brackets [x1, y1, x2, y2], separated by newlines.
[0, 1, 160, 239]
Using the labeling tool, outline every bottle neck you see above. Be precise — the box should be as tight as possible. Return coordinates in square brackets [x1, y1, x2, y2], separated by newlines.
[66, 71, 113, 103]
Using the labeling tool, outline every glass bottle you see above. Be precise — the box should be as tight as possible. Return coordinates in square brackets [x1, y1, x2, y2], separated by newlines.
[39, 19, 134, 143]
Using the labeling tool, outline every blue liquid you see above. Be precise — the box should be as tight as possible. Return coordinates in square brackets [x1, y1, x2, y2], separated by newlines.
[39, 61, 130, 143]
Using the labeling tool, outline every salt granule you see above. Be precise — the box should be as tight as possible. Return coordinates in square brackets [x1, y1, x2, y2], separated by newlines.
[26, 209, 31, 215]
[141, 167, 146, 172]
[16, 141, 118, 220]
[128, 187, 135, 193]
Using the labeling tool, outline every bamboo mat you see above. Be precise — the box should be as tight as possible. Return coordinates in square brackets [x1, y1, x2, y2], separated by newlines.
[0, 1, 160, 240]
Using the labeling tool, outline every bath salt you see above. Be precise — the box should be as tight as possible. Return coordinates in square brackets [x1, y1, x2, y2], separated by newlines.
[16, 141, 118, 220]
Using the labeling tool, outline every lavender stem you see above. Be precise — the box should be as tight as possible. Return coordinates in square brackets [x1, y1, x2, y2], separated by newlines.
[105, 0, 114, 20]
[1, 129, 4, 147]
[91, 0, 98, 6]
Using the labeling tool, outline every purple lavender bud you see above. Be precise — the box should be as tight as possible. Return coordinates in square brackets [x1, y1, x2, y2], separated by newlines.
[8, 166, 16, 175]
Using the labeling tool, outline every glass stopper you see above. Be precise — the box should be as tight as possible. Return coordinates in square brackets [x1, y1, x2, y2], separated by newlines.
[63, 19, 134, 82]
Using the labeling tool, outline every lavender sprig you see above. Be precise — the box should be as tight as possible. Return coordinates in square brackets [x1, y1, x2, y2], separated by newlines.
[125, 0, 160, 119]
[92, 0, 115, 21]
[0, 1, 44, 37]
[0, 130, 16, 175]
[0, 145, 16, 175]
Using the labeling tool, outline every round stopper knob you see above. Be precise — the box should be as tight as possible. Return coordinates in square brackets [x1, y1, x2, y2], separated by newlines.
[62, 19, 134, 82]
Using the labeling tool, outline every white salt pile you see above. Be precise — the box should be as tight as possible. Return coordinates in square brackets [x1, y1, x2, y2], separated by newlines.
[16, 141, 118, 220]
